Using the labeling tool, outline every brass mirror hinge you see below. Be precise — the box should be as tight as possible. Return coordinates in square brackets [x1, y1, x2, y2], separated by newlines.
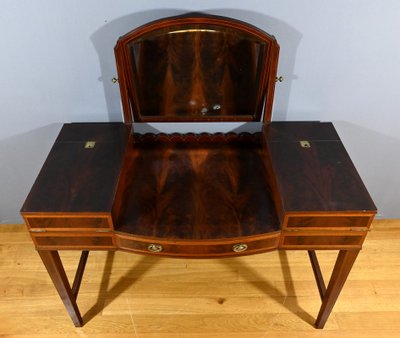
[112, 77, 119, 83]
[275, 76, 284, 83]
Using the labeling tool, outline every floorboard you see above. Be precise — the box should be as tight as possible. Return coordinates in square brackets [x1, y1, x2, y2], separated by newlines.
[0, 220, 398, 337]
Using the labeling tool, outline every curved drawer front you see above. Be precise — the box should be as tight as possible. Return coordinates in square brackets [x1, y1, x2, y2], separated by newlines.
[115, 232, 280, 258]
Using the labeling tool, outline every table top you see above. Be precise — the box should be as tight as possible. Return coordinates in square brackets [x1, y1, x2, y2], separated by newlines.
[22, 122, 376, 246]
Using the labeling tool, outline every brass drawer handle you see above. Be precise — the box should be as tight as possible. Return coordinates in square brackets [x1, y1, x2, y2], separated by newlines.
[232, 243, 248, 253]
[148, 243, 163, 253]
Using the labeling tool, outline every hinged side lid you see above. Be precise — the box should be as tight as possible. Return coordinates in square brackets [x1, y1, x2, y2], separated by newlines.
[114, 13, 279, 123]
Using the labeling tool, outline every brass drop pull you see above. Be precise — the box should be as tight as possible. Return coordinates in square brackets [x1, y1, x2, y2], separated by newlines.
[232, 243, 248, 253]
[111, 77, 119, 83]
[275, 76, 284, 83]
[148, 243, 163, 253]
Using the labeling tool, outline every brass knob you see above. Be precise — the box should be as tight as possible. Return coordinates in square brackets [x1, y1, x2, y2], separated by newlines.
[232, 243, 248, 253]
[275, 76, 284, 83]
[148, 243, 163, 253]
[111, 77, 119, 83]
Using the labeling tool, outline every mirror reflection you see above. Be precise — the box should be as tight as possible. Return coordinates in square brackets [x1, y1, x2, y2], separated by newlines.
[126, 24, 268, 121]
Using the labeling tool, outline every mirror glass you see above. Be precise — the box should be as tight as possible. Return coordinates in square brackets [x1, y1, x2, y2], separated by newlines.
[126, 24, 269, 121]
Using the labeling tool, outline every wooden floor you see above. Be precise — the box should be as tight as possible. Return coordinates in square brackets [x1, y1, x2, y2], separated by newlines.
[1, 220, 399, 337]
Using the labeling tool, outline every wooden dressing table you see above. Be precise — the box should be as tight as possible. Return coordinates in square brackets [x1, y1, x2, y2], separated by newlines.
[21, 14, 376, 329]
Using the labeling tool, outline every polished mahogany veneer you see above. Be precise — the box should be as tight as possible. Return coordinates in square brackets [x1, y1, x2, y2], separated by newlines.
[21, 14, 376, 329]
[113, 131, 280, 257]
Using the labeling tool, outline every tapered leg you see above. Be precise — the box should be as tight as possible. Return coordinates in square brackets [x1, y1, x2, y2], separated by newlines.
[37, 250, 83, 327]
[72, 251, 89, 299]
[308, 250, 326, 300]
[315, 249, 360, 329]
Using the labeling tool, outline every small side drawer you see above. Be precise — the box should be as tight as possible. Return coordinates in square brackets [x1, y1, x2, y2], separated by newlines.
[32, 232, 115, 250]
[286, 215, 371, 229]
[27, 217, 111, 230]
[116, 232, 280, 258]
[280, 230, 367, 250]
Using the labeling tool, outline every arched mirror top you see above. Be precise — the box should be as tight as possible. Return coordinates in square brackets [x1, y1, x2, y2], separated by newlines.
[115, 14, 279, 123]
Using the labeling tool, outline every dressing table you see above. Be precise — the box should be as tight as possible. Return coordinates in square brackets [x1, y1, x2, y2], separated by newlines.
[21, 14, 376, 329]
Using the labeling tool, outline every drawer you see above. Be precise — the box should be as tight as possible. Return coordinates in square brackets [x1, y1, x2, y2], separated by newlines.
[116, 232, 280, 258]
[280, 230, 366, 249]
[286, 215, 372, 229]
[32, 232, 115, 250]
[26, 216, 111, 230]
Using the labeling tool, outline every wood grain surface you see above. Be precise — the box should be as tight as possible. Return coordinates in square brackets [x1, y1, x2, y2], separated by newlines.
[21, 123, 130, 213]
[266, 122, 376, 213]
[116, 133, 280, 240]
[1, 220, 399, 337]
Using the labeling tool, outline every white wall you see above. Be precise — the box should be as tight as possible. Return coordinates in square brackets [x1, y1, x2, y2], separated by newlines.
[1, 0, 399, 222]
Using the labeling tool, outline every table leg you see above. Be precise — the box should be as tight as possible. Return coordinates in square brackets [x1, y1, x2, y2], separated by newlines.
[37, 250, 83, 327]
[315, 249, 359, 329]
[308, 250, 326, 300]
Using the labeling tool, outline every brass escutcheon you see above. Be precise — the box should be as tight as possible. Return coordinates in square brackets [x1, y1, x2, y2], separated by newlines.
[84, 141, 96, 149]
[148, 243, 163, 253]
[300, 140, 311, 148]
[232, 243, 248, 253]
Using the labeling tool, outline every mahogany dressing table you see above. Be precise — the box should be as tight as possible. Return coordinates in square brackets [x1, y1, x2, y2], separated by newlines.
[21, 14, 376, 329]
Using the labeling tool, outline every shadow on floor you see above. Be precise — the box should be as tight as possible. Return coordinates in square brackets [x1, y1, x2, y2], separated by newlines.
[82, 250, 316, 326]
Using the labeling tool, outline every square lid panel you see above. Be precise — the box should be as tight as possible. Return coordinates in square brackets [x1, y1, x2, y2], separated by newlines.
[114, 13, 279, 123]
